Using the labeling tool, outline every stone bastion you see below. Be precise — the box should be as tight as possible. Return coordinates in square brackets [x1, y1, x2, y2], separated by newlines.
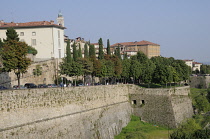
[0, 84, 193, 139]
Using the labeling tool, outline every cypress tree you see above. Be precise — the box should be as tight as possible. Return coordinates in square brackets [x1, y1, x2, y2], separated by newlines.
[89, 44, 96, 60]
[4, 27, 19, 42]
[66, 40, 72, 63]
[117, 46, 121, 60]
[98, 38, 104, 59]
[78, 43, 82, 58]
[107, 39, 111, 55]
[73, 42, 78, 61]
[84, 43, 89, 58]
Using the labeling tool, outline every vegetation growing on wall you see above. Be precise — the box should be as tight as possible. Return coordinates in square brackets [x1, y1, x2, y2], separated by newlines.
[170, 88, 210, 138]
[33, 65, 42, 76]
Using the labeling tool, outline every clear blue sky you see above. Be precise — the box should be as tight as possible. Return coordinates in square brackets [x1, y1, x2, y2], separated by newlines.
[1, 0, 210, 63]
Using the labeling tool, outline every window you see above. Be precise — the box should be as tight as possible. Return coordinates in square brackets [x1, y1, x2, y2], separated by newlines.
[32, 39, 36, 46]
[32, 32, 36, 36]
[20, 39, 25, 42]
[20, 32, 24, 36]
[132, 100, 137, 105]
[58, 30, 60, 38]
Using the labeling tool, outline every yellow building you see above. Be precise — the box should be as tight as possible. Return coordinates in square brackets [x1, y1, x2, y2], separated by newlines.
[110, 40, 160, 58]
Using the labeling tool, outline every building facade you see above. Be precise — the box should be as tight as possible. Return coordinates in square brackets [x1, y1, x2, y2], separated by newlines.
[183, 60, 202, 71]
[0, 13, 66, 61]
[110, 40, 160, 58]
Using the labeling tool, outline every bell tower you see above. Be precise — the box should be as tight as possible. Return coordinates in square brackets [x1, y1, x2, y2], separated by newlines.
[57, 11, 64, 27]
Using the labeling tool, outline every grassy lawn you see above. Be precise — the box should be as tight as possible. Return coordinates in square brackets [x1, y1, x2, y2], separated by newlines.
[115, 115, 173, 139]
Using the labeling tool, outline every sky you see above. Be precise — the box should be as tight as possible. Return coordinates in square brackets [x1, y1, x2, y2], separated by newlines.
[1, 0, 210, 63]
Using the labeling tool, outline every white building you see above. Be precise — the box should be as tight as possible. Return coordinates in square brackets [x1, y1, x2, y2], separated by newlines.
[183, 60, 202, 71]
[0, 12, 66, 61]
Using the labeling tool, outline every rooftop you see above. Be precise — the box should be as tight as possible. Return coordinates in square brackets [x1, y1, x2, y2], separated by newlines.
[0, 20, 66, 29]
[111, 40, 159, 47]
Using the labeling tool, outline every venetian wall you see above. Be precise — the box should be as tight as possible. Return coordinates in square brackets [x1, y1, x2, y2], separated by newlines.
[0, 85, 193, 139]
[0, 58, 61, 88]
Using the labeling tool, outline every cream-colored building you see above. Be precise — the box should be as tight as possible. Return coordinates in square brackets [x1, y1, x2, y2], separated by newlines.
[183, 60, 202, 71]
[0, 13, 66, 61]
[110, 40, 160, 58]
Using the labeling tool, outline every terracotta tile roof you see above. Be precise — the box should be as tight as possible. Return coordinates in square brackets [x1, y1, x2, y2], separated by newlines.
[90, 43, 99, 45]
[111, 40, 159, 47]
[183, 59, 194, 62]
[0, 21, 66, 29]
[193, 62, 202, 65]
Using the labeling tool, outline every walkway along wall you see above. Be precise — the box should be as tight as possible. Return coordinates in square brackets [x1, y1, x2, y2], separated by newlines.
[0, 85, 193, 139]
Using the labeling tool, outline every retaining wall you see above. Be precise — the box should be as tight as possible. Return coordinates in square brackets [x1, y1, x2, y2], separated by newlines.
[0, 85, 193, 138]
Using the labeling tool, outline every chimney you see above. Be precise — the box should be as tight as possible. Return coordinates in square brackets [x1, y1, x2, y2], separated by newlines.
[50, 20, 54, 24]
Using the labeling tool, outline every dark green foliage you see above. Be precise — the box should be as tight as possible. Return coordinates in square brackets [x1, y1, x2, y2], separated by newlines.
[106, 39, 111, 55]
[152, 64, 169, 84]
[101, 59, 114, 78]
[1, 40, 31, 87]
[33, 65, 42, 76]
[4, 27, 19, 42]
[59, 60, 82, 77]
[200, 65, 210, 74]
[89, 44, 96, 60]
[121, 59, 131, 82]
[130, 59, 142, 83]
[72, 42, 78, 61]
[66, 40, 72, 63]
[98, 38, 104, 59]
[78, 43, 82, 58]
[77, 58, 93, 76]
[0, 38, 3, 49]
[170, 88, 210, 139]
[116, 46, 121, 60]
[28, 45, 37, 55]
[84, 43, 89, 58]
[92, 59, 102, 77]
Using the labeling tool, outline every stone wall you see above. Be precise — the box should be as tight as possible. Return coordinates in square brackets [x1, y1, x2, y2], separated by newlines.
[0, 85, 132, 139]
[0, 85, 193, 138]
[129, 86, 193, 128]
[190, 76, 210, 89]
[0, 58, 61, 88]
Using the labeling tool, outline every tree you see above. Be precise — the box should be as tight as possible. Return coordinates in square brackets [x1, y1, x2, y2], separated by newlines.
[4, 27, 19, 42]
[107, 39, 111, 55]
[116, 45, 121, 60]
[27, 46, 37, 55]
[66, 40, 72, 63]
[72, 42, 78, 61]
[1, 40, 31, 87]
[84, 43, 89, 58]
[77, 58, 93, 85]
[152, 64, 169, 85]
[98, 38, 104, 59]
[0, 38, 3, 49]
[78, 43, 82, 58]
[130, 59, 142, 84]
[121, 59, 131, 83]
[141, 60, 155, 84]
[89, 44, 96, 61]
